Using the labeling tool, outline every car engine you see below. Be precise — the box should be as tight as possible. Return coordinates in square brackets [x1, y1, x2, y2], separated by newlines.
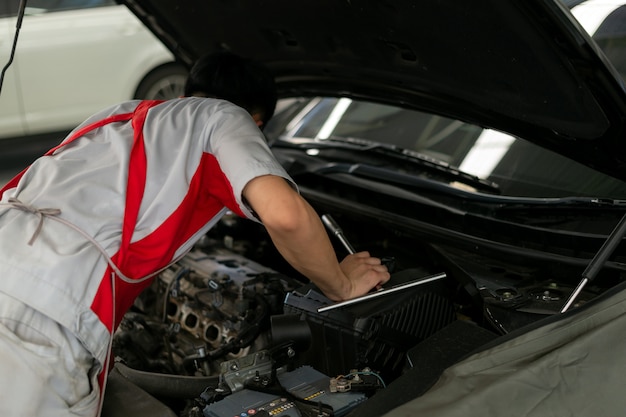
[107, 207, 607, 417]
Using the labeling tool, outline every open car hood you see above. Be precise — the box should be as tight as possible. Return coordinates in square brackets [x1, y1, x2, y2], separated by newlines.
[120, 0, 626, 181]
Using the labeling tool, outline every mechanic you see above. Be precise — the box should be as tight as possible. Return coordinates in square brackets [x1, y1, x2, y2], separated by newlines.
[0, 51, 390, 417]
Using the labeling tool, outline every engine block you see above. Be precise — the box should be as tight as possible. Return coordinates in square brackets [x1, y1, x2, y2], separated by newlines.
[113, 247, 296, 377]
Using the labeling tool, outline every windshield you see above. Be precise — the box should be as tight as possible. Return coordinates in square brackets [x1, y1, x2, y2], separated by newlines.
[266, 97, 626, 199]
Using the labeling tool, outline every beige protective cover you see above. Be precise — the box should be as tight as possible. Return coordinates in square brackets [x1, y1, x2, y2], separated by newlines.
[384, 284, 626, 417]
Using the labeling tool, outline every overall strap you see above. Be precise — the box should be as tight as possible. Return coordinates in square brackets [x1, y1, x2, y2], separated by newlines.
[118, 100, 163, 260]
[0, 100, 165, 281]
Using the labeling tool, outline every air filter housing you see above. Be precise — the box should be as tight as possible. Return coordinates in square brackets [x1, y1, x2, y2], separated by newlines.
[282, 268, 457, 381]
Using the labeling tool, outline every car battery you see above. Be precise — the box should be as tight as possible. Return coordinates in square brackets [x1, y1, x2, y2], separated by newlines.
[282, 268, 457, 381]
[203, 366, 366, 417]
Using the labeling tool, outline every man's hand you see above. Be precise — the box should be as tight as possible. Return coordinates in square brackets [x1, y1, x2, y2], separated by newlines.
[243, 175, 390, 301]
[339, 251, 389, 298]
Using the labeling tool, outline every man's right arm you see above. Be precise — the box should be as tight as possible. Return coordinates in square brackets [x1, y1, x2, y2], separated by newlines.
[242, 174, 390, 301]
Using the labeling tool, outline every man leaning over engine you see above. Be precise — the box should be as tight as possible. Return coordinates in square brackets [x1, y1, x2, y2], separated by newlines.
[0, 51, 390, 417]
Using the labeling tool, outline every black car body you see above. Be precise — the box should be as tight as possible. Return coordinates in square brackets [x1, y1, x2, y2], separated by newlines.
[103, 1, 626, 416]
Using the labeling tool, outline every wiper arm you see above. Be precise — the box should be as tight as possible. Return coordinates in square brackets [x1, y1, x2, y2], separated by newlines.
[312, 162, 626, 208]
[273, 136, 500, 194]
[314, 163, 499, 199]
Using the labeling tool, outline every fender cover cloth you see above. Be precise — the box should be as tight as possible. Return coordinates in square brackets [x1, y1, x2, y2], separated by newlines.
[384, 282, 626, 416]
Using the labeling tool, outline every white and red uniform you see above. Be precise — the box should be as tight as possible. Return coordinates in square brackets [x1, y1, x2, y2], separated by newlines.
[0, 97, 294, 415]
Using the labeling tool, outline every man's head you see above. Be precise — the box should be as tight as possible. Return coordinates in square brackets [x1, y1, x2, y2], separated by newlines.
[184, 51, 277, 127]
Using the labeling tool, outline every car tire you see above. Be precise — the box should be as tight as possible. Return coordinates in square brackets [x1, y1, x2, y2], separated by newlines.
[134, 63, 188, 100]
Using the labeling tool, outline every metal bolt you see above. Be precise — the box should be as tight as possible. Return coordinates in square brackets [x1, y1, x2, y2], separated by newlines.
[287, 347, 295, 358]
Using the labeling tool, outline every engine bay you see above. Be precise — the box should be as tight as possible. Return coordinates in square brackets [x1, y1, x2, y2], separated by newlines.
[106, 194, 611, 417]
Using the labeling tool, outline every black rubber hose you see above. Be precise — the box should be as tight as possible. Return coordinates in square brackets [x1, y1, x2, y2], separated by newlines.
[113, 362, 219, 399]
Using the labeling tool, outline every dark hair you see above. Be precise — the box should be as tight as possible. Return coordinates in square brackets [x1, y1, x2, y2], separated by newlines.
[184, 51, 277, 125]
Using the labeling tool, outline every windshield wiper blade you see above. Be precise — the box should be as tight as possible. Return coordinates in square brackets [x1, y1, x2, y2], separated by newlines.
[315, 163, 501, 198]
[312, 162, 626, 208]
[273, 136, 500, 194]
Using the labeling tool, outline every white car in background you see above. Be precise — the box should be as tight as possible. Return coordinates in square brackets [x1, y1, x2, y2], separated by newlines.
[0, 0, 187, 140]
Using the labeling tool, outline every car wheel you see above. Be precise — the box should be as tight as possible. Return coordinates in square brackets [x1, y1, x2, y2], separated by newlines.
[134, 63, 188, 100]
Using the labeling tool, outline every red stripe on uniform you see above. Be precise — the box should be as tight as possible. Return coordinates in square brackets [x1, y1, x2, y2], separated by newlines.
[45, 113, 134, 156]
[89, 101, 164, 330]
[90, 153, 245, 329]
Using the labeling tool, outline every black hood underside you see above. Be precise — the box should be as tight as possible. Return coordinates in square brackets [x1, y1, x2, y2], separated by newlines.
[121, 0, 626, 181]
